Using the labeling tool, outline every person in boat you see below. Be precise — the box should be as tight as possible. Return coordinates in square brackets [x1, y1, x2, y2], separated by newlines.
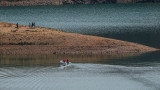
[66, 59, 69, 64]
[62, 59, 70, 65]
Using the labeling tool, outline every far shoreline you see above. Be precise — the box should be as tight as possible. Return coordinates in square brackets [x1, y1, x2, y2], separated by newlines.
[0, 0, 159, 6]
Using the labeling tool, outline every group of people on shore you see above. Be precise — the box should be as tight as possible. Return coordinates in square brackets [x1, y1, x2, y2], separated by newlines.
[29, 22, 36, 28]
[15, 22, 36, 29]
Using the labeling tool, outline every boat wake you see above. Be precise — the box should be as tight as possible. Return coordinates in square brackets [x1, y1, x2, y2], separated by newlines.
[0, 63, 160, 90]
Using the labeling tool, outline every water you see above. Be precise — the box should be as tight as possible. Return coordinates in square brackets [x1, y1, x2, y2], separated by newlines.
[0, 51, 160, 67]
[0, 3, 160, 90]
[0, 3, 160, 48]
[0, 51, 160, 90]
[1, 64, 160, 90]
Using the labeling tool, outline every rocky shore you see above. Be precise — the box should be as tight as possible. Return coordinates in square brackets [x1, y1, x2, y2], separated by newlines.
[0, 22, 158, 55]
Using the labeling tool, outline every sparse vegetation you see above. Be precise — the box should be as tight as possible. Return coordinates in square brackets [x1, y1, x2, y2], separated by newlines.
[0, 22, 158, 55]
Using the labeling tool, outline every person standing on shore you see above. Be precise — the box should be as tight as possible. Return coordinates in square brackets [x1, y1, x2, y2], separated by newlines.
[31, 22, 35, 28]
[16, 23, 19, 29]
[31, 22, 34, 28]
[33, 22, 35, 27]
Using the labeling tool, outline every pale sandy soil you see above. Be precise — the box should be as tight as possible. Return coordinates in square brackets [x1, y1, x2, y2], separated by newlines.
[0, 22, 158, 55]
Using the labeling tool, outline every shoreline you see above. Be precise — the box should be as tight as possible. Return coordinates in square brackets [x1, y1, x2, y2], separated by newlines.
[0, 22, 159, 55]
[0, 45, 157, 55]
[0, 1, 159, 6]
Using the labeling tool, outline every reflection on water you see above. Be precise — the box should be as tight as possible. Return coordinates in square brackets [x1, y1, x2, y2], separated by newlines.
[0, 51, 160, 67]
[105, 51, 160, 66]
[0, 53, 136, 67]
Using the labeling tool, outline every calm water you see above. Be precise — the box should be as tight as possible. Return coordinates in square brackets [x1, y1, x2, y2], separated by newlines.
[0, 3, 160, 48]
[0, 51, 160, 90]
[0, 3, 160, 90]
[0, 51, 160, 67]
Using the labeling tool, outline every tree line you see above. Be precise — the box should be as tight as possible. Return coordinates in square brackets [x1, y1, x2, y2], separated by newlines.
[0, 0, 160, 3]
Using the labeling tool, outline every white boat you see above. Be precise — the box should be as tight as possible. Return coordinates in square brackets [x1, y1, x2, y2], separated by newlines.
[60, 60, 71, 66]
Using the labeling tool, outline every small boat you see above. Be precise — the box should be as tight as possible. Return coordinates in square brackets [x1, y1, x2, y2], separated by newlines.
[60, 59, 71, 66]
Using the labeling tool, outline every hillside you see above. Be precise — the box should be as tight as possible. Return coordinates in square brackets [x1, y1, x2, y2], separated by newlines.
[0, 22, 158, 55]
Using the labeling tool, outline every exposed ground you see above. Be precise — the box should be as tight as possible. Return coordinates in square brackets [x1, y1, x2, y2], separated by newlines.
[0, 22, 158, 55]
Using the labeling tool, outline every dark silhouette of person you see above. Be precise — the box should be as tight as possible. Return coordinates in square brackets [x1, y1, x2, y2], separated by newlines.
[31, 22, 34, 28]
[31, 22, 35, 28]
[16, 23, 19, 29]
[33, 22, 35, 27]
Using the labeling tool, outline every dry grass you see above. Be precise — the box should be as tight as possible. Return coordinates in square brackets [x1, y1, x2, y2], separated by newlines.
[0, 22, 158, 55]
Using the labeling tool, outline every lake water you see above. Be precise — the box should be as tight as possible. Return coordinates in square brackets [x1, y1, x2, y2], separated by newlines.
[0, 3, 160, 48]
[0, 51, 160, 90]
[0, 3, 160, 90]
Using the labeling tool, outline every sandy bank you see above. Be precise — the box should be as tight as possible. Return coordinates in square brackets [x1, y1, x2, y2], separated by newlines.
[0, 22, 158, 55]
